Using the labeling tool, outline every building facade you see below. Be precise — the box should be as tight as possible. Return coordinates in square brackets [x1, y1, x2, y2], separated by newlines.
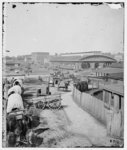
[31, 52, 49, 65]
[50, 54, 116, 70]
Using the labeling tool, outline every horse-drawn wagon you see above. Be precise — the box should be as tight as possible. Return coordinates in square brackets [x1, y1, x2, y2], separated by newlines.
[57, 79, 71, 91]
[31, 94, 62, 110]
[48, 77, 55, 87]
[36, 80, 51, 96]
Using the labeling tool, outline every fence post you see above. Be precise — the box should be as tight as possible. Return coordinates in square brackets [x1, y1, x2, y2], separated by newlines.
[2, 98, 7, 147]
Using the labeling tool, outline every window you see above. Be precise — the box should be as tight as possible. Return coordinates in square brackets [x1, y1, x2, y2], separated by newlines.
[119, 96, 121, 109]
[110, 93, 114, 107]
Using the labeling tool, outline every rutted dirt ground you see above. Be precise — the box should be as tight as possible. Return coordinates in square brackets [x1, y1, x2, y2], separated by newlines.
[23, 78, 93, 147]
[22, 78, 110, 147]
[37, 109, 92, 147]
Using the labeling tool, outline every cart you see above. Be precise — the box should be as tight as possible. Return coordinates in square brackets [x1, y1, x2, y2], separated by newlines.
[36, 82, 51, 96]
[52, 77, 61, 85]
[49, 77, 55, 87]
[31, 94, 62, 110]
[58, 79, 70, 91]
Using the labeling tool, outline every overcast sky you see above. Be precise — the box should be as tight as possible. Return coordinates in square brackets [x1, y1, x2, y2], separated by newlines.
[3, 3, 124, 56]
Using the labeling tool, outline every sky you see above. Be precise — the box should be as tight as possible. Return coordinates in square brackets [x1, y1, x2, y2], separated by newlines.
[3, 2, 124, 56]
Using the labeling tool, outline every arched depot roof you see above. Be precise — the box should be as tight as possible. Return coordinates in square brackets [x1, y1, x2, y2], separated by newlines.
[80, 54, 116, 63]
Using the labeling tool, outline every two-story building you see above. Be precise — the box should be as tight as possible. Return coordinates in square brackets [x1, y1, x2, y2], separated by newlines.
[31, 52, 50, 65]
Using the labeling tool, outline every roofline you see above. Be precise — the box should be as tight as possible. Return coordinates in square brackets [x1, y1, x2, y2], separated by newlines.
[60, 51, 101, 55]
[87, 75, 123, 81]
[5, 62, 21, 65]
[31, 52, 49, 54]
[80, 54, 116, 61]
[80, 60, 116, 62]
[50, 60, 80, 62]
[50, 54, 117, 63]
[50, 60, 116, 63]
[103, 87, 124, 96]
[94, 68, 123, 73]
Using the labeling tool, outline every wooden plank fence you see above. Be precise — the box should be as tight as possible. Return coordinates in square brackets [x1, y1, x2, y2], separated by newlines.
[73, 87, 124, 140]
[73, 87, 107, 125]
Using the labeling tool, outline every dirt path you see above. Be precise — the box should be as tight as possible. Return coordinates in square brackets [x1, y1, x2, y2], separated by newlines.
[23, 78, 115, 147]
[61, 91, 109, 146]
[23, 80, 93, 147]
[37, 108, 93, 147]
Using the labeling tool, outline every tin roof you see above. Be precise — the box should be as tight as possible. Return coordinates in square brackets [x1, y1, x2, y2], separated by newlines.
[80, 54, 116, 62]
[108, 72, 123, 80]
[5, 60, 21, 65]
[50, 54, 116, 63]
[103, 84, 124, 96]
[109, 62, 123, 68]
[95, 68, 123, 74]
[32, 52, 49, 55]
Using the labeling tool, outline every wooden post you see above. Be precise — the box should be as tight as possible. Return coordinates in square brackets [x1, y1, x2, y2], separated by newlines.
[2, 98, 7, 147]
[2, 83, 9, 147]
[103, 90, 105, 102]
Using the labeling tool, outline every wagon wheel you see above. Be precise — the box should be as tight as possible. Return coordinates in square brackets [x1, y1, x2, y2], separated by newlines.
[36, 101, 45, 110]
[48, 99, 61, 109]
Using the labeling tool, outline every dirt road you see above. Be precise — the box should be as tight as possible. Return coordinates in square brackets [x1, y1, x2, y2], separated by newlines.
[61, 89, 109, 146]
[23, 79, 109, 147]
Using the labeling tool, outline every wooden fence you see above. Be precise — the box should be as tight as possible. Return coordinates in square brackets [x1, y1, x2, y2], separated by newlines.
[73, 87, 107, 125]
[73, 87, 124, 139]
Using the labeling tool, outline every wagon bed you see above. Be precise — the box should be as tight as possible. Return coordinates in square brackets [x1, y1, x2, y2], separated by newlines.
[31, 94, 62, 109]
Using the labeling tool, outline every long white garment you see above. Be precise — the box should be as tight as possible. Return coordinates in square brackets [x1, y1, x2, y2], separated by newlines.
[8, 85, 22, 96]
[7, 93, 24, 113]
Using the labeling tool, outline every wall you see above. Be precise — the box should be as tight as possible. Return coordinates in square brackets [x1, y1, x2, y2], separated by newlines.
[31, 53, 49, 64]
[73, 87, 107, 125]
[73, 87, 124, 139]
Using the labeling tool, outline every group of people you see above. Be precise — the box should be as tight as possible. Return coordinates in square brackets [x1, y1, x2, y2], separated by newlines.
[3, 77, 35, 147]
[3, 77, 24, 114]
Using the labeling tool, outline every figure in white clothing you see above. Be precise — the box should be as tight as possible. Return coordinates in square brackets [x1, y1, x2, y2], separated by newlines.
[7, 93, 24, 113]
[13, 79, 23, 88]
[8, 85, 22, 96]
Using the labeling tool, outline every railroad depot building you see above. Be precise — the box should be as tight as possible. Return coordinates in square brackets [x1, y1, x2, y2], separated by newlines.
[50, 53, 116, 70]
[50, 55, 81, 70]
